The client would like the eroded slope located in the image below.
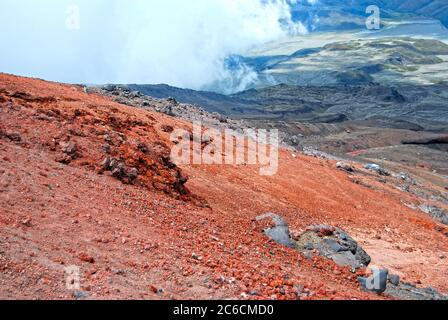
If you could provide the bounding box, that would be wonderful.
[0,74,447,300]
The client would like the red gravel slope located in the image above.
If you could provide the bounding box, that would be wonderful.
[0,73,447,300]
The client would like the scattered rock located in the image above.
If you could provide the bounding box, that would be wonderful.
[99,157,111,172]
[100,157,139,184]
[396,172,411,182]
[161,125,174,133]
[418,204,448,225]
[166,97,178,105]
[364,164,390,176]
[78,253,95,264]
[302,147,339,161]
[137,142,149,154]
[56,141,79,164]
[336,161,354,173]
[249,291,259,296]
[21,218,32,227]
[73,290,89,300]
[385,282,448,300]
[5,132,21,142]
[60,141,78,157]
[127,168,139,182]
[102,144,112,154]
[388,274,401,286]
[191,253,202,261]
[296,225,371,269]
[255,213,296,248]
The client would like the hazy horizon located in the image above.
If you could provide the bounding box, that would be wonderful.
[0,0,312,92]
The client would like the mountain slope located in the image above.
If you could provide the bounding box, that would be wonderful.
[295,0,448,28]
[1,73,447,299]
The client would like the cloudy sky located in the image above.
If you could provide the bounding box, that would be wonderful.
[0,0,309,91]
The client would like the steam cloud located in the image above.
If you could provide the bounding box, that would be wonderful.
[0,0,307,93]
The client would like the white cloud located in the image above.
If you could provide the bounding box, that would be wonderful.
[0,0,305,92]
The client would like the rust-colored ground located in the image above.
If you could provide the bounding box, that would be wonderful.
[0,73,447,300]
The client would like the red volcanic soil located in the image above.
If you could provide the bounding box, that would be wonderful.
[0,73,447,300]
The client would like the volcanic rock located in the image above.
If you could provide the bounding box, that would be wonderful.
[60,141,78,157]
[358,268,389,294]
[336,161,354,173]
[296,225,371,269]
[5,132,21,142]
[388,274,401,286]
[255,213,296,248]
[364,164,390,176]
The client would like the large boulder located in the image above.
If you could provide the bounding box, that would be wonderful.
[295,225,371,269]
[254,215,371,270]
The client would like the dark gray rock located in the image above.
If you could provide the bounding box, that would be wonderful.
[336,161,354,173]
[256,213,296,248]
[358,268,389,294]
[100,157,139,184]
[60,141,78,156]
[385,282,448,300]
[323,238,343,253]
[296,225,371,269]
[5,132,21,142]
[364,163,390,176]
[388,274,401,286]
[73,290,89,300]
[332,251,361,269]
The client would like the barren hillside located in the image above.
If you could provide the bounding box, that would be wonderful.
[0,74,447,300]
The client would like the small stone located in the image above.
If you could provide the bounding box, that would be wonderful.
[21,218,32,227]
[6,132,21,142]
[127,168,139,182]
[388,274,400,286]
[56,154,73,164]
[336,161,354,173]
[191,253,202,261]
[358,269,389,294]
[161,125,174,133]
[60,141,78,156]
[102,144,112,154]
[78,253,95,264]
[255,213,296,248]
[364,163,390,176]
[73,290,89,300]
